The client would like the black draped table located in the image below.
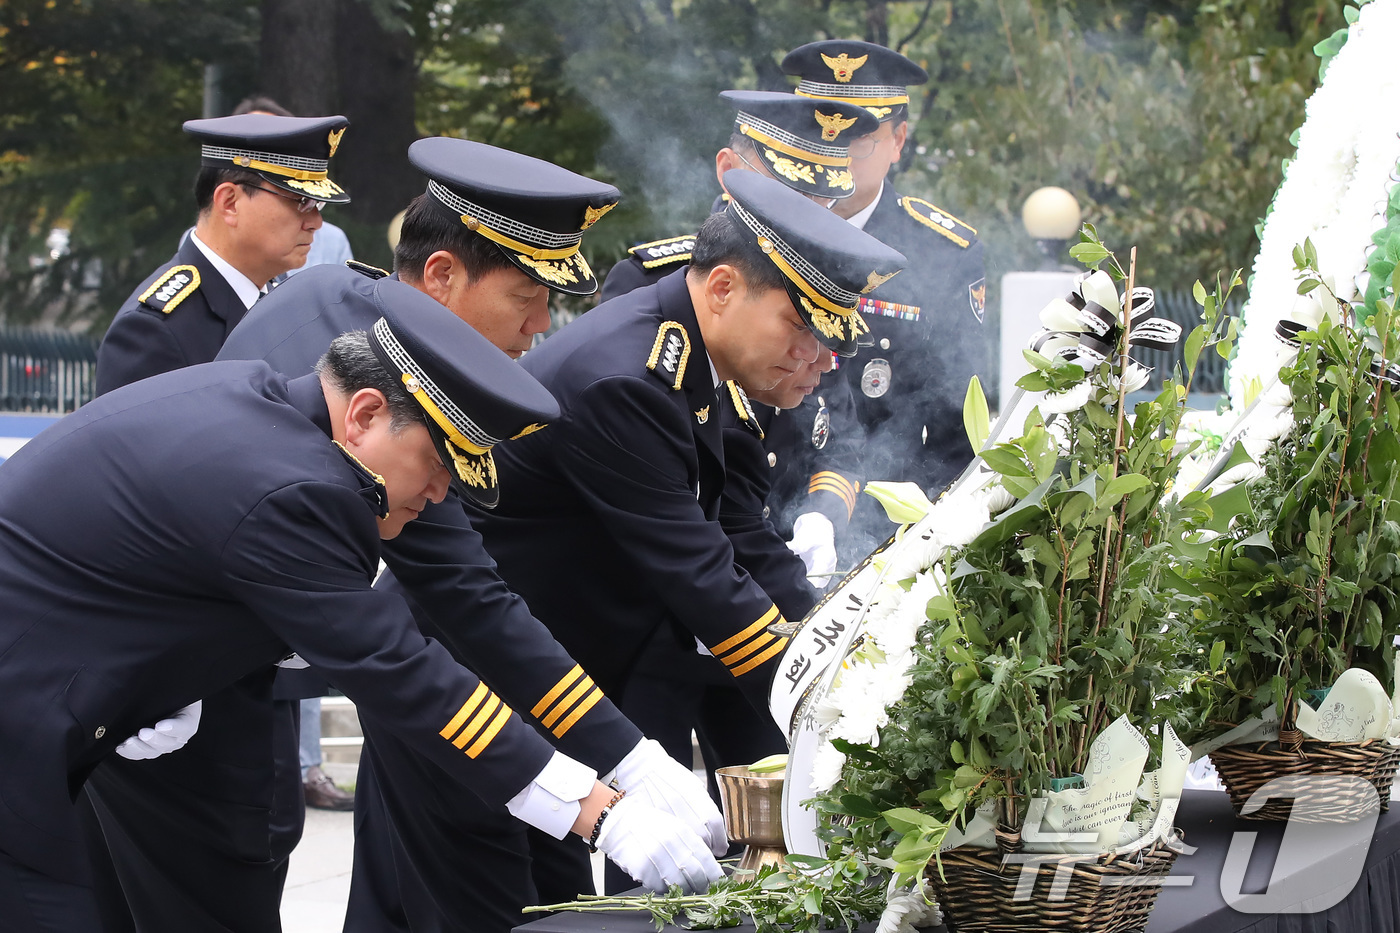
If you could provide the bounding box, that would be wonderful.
[514,790,1400,933]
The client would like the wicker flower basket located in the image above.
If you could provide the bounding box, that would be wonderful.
[1209,737,1400,822]
[924,839,1179,933]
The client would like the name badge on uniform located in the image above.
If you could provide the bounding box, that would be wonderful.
[811,397,830,449]
[860,358,891,398]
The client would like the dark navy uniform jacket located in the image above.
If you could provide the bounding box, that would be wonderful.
[838,182,988,493]
[218,263,642,770]
[716,384,817,625]
[95,235,250,395]
[466,270,790,708]
[0,363,553,884]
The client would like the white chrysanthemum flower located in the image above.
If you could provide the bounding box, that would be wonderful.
[982,483,1017,514]
[1040,381,1093,415]
[1231,0,1400,410]
[876,876,943,933]
[809,741,847,794]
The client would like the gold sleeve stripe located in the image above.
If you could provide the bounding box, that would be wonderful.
[531,665,585,719]
[809,478,858,516]
[809,471,855,497]
[464,705,514,759]
[710,604,782,655]
[541,676,596,729]
[721,631,777,667]
[731,637,790,677]
[452,694,502,749]
[440,683,490,739]
[552,687,605,738]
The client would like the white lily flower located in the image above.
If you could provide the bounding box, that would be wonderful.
[1040,381,1093,415]
[866,481,936,525]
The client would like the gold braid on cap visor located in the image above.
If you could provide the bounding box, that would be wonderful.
[427,180,584,262]
[726,197,862,319]
[371,317,503,457]
[735,114,852,167]
[794,81,910,108]
[201,145,331,181]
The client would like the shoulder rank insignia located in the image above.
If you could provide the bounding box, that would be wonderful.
[346,260,390,280]
[725,381,764,439]
[646,320,690,391]
[900,196,977,249]
[628,234,696,270]
[138,265,200,314]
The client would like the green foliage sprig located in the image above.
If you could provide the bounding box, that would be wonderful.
[1181,249,1400,741]
[522,860,886,933]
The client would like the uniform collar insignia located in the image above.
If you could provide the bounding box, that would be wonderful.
[694,406,710,424]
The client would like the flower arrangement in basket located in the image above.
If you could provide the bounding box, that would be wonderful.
[1181,246,1400,823]
[796,233,1237,933]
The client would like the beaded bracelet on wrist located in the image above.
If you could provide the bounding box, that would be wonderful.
[587,788,627,853]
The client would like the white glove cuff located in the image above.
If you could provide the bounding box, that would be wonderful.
[792,511,834,540]
[605,737,655,787]
[505,752,597,840]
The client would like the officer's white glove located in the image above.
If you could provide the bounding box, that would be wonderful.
[594,794,724,893]
[115,700,202,760]
[608,738,727,856]
[786,511,837,586]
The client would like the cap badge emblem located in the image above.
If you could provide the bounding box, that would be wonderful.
[695,406,710,424]
[861,269,898,294]
[814,110,857,142]
[581,202,616,230]
[327,127,345,157]
[821,52,868,83]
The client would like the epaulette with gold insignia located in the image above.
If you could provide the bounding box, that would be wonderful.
[627,234,696,271]
[725,381,764,439]
[138,265,201,314]
[332,441,389,518]
[899,196,978,249]
[346,260,390,280]
[646,321,690,391]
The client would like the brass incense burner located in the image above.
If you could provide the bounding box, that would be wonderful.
[715,764,788,875]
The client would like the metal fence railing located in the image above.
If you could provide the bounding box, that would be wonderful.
[0,326,100,413]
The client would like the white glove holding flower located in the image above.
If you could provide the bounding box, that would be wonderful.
[115,700,202,760]
[609,738,727,856]
[786,511,837,586]
[594,794,723,892]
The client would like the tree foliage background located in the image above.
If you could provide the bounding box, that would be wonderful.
[0,0,1347,333]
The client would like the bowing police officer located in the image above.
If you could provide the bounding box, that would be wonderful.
[84,111,352,933]
[599,90,872,584]
[469,172,905,843]
[782,40,990,518]
[0,287,721,933]
[96,113,349,393]
[218,138,727,931]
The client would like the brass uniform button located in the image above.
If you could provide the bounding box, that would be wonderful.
[767,452,778,467]
[94,726,106,739]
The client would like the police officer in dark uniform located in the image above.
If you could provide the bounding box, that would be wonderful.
[468,171,904,869]
[96,113,350,394]
[782,40,989,530]
[599,91,872,582]
[217,138,727,932]
[84,112,352,933]
[0,287,722,933]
